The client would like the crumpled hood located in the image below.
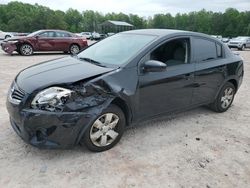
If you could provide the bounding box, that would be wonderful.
[4,36,27,42]
[16,56,116,93]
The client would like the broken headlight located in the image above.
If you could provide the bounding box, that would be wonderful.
[31,87,73,112]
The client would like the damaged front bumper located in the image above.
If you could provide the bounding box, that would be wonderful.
[1,42,17,54]
[6,101,99,148]
[6,90,113,149]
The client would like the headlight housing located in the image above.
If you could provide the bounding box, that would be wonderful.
[31,87,73,112]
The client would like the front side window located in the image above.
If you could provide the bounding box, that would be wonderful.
[55,32,71,37]
[39,31,55,38]
[193,38,217,62]
[150,38,190,66]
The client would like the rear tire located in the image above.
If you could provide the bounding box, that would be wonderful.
[81,104,125,152]
[238,45,245,51]
[209,82,236,113]
[69,44,80,54]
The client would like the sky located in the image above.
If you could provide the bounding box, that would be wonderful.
[2,0,250,17]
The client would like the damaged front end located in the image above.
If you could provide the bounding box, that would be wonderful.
[1,41,17,54]
[6,79,117,149]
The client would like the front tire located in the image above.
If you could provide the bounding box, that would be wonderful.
[238,45,245,51]
[20,44,33,56]
[81,104,125,152]
[210,82,236,112]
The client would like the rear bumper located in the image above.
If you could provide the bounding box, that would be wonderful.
[1,42,17,54]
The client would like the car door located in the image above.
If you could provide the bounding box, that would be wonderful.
[192,37,226,105]
[54,31,72,51]
[36,31,56,51]
[137,37,195,119]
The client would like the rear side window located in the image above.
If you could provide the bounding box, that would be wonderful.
[216,43,222,57]
[55,32,72,37]
[193,38,217,62]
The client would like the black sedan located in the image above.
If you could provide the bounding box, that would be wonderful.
[6,29,244,152]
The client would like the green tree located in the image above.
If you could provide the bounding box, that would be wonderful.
[0,1,250,37]
[65,8,82,32]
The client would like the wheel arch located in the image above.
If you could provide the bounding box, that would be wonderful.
[214,77,239,101]
[227,79,238,91]
[111,97,132,127]
[17,42,34,50]
[75,97,132,145]
[70,43,80,49]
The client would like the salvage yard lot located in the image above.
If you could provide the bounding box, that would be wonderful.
[0,49,249,188]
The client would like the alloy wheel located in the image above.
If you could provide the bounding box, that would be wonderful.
[221,87,234,109]
[70,45,80,54]
[90,113,120,147]
[21,44,33,55]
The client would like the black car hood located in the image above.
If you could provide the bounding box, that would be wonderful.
[16,56,116,93]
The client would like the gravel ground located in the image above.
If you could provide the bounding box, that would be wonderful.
[0,48,249,188]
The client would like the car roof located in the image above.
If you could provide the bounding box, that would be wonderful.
[38,29,72,33]
[122,29,211,39]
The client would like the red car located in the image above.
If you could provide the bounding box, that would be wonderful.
[1,30,88,55]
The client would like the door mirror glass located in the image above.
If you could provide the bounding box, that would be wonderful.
[143,60,166,72]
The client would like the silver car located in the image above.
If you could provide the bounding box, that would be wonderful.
[0,30,13,40]
[228,36,250,50]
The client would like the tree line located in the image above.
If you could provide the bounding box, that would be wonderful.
[0,1,250,37]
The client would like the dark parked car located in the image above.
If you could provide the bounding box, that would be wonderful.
[1,29,88,55]
[6,29,244,152]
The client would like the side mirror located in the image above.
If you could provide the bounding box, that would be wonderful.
[35,35,40,39]
[143,60,167,73]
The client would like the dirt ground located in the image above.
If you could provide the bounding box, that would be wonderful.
[0,48,249,188]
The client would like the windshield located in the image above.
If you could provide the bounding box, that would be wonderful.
[27,30,42,37]
[77,33,157,66]
[234,37,248,41]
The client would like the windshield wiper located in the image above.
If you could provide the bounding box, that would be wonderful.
[78,57,106,67]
